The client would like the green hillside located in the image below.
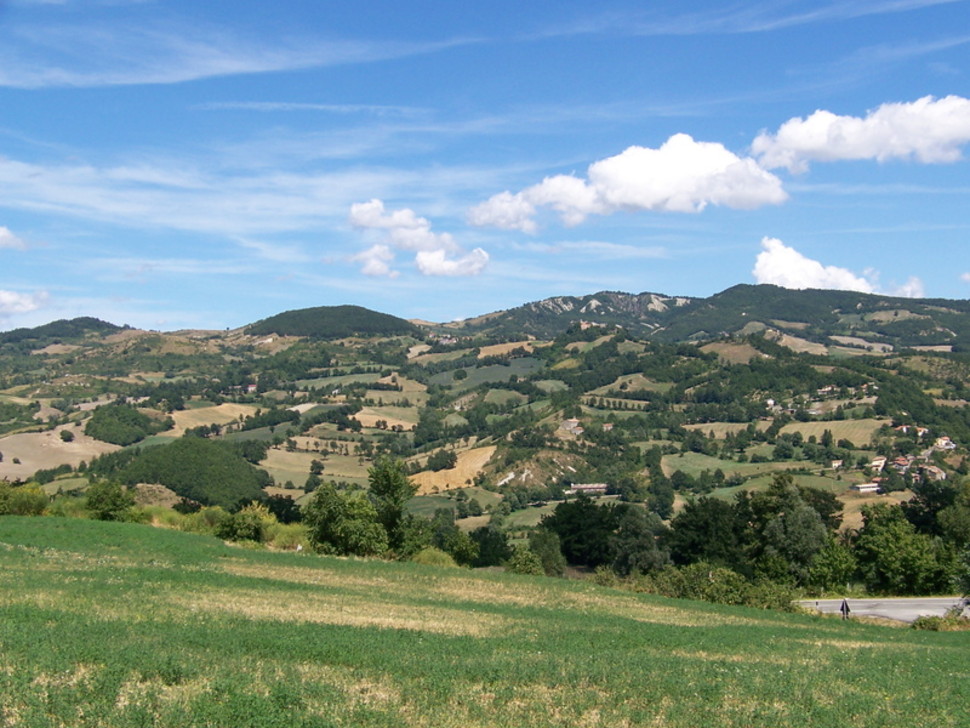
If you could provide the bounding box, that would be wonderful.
[247,304,420,339]
[1,517,968,728]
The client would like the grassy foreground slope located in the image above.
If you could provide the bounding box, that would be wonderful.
[1,519,968,728]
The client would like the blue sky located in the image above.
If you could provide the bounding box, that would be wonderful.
[1,0,969,331]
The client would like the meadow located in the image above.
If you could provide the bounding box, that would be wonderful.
[1,517,968,727]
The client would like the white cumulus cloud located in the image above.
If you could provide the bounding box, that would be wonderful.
[469,133,786,232]
[753,237,876,293]
[752,237,926,298]
[0,290,47,317]
[0,226,27,249]
[961,272,970,283]
[888,276,925,299]
[349,199,488,277]
[753,95,970,172]
[351,244,398,278]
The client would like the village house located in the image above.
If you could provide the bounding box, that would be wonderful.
[869,456,887,473]
[921,464,947,481]
[560,418,584,436]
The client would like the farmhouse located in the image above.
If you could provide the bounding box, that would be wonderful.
[852,482,881,493]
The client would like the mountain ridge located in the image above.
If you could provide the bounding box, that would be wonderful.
[5,284,970,352]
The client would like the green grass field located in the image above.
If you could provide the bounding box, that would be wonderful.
[662,451,796,479]
[1,517,968,727]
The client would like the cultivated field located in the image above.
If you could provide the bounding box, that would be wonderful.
[839,489,914,532]
[411,445,497,494]
[589,373,672,396]
[779,418,885,446]
[0,426,119,481]
[661,452,794,480]
[354,405,419,430]
[1,517,967,728]
[260,448,369,489]
[699,341,766,364]
[683,421,771,438]
[164,403,260,436]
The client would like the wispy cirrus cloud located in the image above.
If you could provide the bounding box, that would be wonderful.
[199,101,429,117]
[538,1,963,39]
[514,240,668,260]
[0,21,477,88]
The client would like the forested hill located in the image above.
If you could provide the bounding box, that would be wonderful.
[247,305,420,340]
[446,285,970,351]
[0,317,124,348]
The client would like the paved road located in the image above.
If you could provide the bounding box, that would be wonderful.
[800,597,968,623]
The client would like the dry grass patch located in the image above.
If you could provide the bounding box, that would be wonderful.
[477,341,534,358]
[700,341,766,364]
[173,587,510,637]
[830,335,894,353]
[773,333,829,355]
[412,446,497,494]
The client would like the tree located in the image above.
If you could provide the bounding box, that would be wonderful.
[541,495,623,567]
[854,504,955,595]
[470,526,511,567]
[60,429,74,443]
[427,449,458,471]
[85,481,135,521]
[303,483,388,557]
[528,529,567,577]
[367,458,418,551]
[807,538,857,593]
[665,497,743,570]
[611,507,670,576]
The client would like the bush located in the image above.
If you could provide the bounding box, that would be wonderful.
[912,606,970,631]
[0,482,48,516]
[410,547,459,568]
[85,481,135,521]
[217,503,276,543]
[46,496,89,519]
[506,545,545,576]
[266,522,309,551]
[181,506,230,535]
